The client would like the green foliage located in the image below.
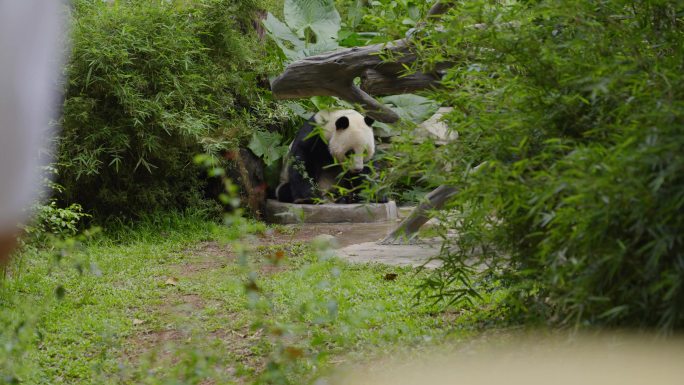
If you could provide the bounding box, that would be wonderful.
[263,0,341,62]
[59,0,286,219]
[249,131,290,167]
[285,0,341,42]
[373,0,684,331]
[342,0,436,40]
[21,166,90,243]
[374,94,439,137]
[381,94,439,124]
[24,201,89,240]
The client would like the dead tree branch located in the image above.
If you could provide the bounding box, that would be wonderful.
[428,0,452,17]
[270,40,416,123]
[380,185,459,245]
[360,68,443,96]
[270,1,454,123]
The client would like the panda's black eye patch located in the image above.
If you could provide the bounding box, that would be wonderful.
[364,116,375,126]
[345,150,354,158]
[335,116,350,130]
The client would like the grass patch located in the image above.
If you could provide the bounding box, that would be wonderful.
[1,215,506,384]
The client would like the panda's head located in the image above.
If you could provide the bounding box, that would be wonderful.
[315,109,375,173]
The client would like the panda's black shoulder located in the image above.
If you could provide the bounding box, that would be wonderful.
[291,114,325,150]
[294,115,317,140]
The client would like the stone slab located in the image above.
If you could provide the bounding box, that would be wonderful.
[335,239,443,268]
[415,107,459,145]
[265,199,398,224]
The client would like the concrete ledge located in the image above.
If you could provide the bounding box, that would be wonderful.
[265,199,398,224]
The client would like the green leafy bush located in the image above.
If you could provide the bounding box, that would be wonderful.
[25,201,88,240]
[58,0,287,219]
[334,0,435,44]
[375,1,684,331]
[21,166,90,243]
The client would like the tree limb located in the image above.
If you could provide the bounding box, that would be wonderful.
[381,163,487,244]
[270,1,455,123]
[428,0,451,17]
[271,40,421,123]
[379,185,458,245]
[360,68,443,95]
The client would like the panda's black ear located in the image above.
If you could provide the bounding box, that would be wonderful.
[364,116,375,126]
[335,116,350,130]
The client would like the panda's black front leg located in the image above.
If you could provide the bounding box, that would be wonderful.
[365,165,388,203]
[288,155,317,204]
[336,167,388,204]
[335,169,362,204]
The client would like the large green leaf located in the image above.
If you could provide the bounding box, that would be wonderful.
[373,94,440,137]
[248,131,290,166]
[284,0,341,43]
[262,12,306,61]
[302,39,339,57]
[381,94,440,124]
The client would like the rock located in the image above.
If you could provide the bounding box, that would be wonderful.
[335,240,444,268]
[313,234,339,249]
[415,107,458,145]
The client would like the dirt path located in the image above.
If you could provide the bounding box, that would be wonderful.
[122,230,294,383]
[122,222,444,382]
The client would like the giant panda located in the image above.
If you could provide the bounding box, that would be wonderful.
[275,109,378,204]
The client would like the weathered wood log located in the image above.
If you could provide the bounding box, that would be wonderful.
[271,40,420,123]
[428,0,451,17]
[360,68,442,96]
[270,1,454,123]
[381,163,486,244]
[379,185,458,245]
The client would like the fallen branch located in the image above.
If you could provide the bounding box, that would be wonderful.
[379,185,458,245]
[381,162,487,245]
[270,1,454,123]
[360,68,443,96]
[270,40,417,123]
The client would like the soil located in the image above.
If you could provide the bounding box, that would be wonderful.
[123,221,434,382]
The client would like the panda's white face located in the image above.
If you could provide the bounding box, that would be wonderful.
[315,109,375,173]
